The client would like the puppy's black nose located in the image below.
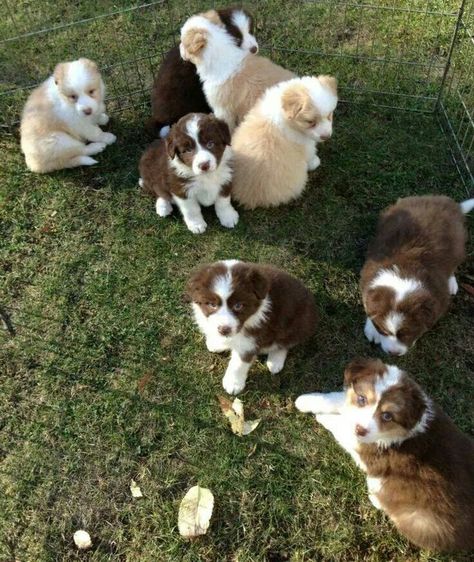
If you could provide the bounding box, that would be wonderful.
[250,46,258,54]
[199,161,210,172]
[83,108,92,116]
[355,425,368,437]
[218,325,231,336]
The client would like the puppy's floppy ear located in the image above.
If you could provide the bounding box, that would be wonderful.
[317,74,338,96]
[181,28,208,61]
[403,290,439,329]
[200,9,222,27]
[281,84,307,120]
[212,116,231,145]
[185,264,213,302]
[246,267,269,300]
[363,286,393,318]
[343,358,386,387]
[53,62,66,86]
[165,132,177,159]
[78,58,99,73]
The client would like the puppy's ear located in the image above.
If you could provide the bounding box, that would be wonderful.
[180,28,208,61]
[403,291,439,329]
[213,117,231,145]
[53,62,66,86]
[363,287,393,318]
[165,133,177,159]
[185,264,212,302]
[343,358,385,387]
[78,58,99,73]
[200,9,222,27]
[318,75,338,96]
[246,268,269,300]
[281,85,307,120]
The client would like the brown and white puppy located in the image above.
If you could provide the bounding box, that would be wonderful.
[180,14,294,131]
[231,76,338,209]
[20,58,116,173]
[361,195,474,355]
[296,358,474,552]
[139,113,238,234]
[186,260,317,394]
[148,7,258,138]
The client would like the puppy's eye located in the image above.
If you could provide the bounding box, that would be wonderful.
[183,146,194,153]
[69,94,78,102]
[232,303,243,312]
[381,412,393,422]
[206,141,214,149]
[88,89,95,96]
[307,120,316,128]
[357,395,367,407]
[206,302,218,310]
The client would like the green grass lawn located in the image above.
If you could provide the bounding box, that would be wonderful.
[1,1,473,561]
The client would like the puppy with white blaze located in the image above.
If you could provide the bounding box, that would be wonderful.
[231,76,338,209]
[186,261,317,394]
[296,358,474,552]
[21,58,116,173]
[361,195,474,355]
[179,14,294,131]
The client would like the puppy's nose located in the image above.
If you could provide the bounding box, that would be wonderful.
[319,134,331,141]
[83,108,92,116]
[199,161,210,172]
[355,424,368,437]
[250,45,258,54]
[218,325,232,336]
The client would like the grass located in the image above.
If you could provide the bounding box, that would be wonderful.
[1,1,473,561]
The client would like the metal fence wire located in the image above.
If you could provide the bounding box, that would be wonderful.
[0,0,473,189]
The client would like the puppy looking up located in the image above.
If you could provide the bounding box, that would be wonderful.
[149,7,258,138]
[296,358,474,552]
[186,260,317,394]
[20,58,116,173]
[180,14,294,131]
[231,76,338,209]
[139,113,238,234]
[361,195,474,355]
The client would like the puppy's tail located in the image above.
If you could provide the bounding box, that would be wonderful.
[145,118,168,139]
[460,198,474,214]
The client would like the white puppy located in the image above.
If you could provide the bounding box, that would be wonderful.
[20,58,116,173]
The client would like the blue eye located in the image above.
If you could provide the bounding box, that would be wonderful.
[233,303,243,312]
[381,412,393,422]
[357,395,367,407]
[206,141,214,149]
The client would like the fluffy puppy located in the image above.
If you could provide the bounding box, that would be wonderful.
[361,195,474,355]
[180,14,294,131]
[149,7,258,137]
[296,358,474,552]
[139,113,238,234]
[20,58,116,173]
[186,260,317,394]
[231,76,338,209]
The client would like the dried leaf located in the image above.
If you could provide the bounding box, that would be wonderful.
[218,396,261,437]
[73,530,92,549]
[461,283,474,297]
[178,485,214,538]
[130,479,143,498]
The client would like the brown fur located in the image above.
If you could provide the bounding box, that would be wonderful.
[360,196,468,347]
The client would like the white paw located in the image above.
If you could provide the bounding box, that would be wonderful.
[295,393,326,414]
[138,178,144,188]
[222,373,246,395]
[159,125,171,138]
[206,340,228,353]
[307,155,321,171]
[364,317,381,344]
[266,349,287,374]
[156,198,173,217]
[100,132,116,145]
[368,494,382,510]
[77,156,98,166]
[448,275,458,295]
[186,219,207,234]
[217,206,239,229]
[98,113,109,126]
[85,141,106,155]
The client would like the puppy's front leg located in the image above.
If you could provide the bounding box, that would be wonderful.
[295,391,346,414]
[83,124,116,145]
[215,194,239,228]
[316,414,359,458]
[173,195,207,234]
[97,102,109,126]
[222,350,255,395]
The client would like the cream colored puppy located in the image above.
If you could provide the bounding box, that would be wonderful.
[231,76,338,209]
[20,58,116,173]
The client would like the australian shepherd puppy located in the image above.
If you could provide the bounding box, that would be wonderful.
[361,195,474,355]
[186,260,317,394]
[148,7,258,138]
[179,14,294,131]
[231,76,338,209]
[296,358,474,552]
[139,113,238,234]
[20,58,115,173]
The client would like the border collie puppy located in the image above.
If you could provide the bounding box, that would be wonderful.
[361,195,474,355]
[186,260,317,394]
[148,8,258,138]
[139,113,238,234]
[231,76,338,209]
[180,14,294,131]
[20,58,115,173]
[295,358,474,552]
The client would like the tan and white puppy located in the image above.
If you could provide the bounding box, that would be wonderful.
[21,58,116,173]
[296,358,474,552]
[231,76,338,209]
[180,15,294,131]
[361,195,474,355]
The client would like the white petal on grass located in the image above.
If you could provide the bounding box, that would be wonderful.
[178,485,214,538]
[73,530,92,549]
[130,479,143,498]
[218,396,261,436]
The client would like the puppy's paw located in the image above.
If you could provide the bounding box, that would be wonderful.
[100,132,116,145]
[222,373,246,395]
[206,339,227,353]
[98,113,109,126]
[186,219,207,234]
[85,141,106,156]
[156,197,173,217]
[217,206,239,229]
[307,155,321,171]
[295,393,326,414]
[364,317,381,344]
[266,348,287,374]
[448,275,458,295]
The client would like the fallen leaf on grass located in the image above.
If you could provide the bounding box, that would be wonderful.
[130,479,143,498]
[461,283,474,297]
[218,396,261,436]
[178,485,214,538]
[73,530,92,549]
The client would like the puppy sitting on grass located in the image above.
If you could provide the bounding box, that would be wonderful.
[20,58,116,173]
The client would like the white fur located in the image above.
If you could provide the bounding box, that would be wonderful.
[448,275,458,295]
[156,197,172,217]
[231,10,258,53]
[266,348,288,374]
[370,268,422,301]
[460,198,474,214]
